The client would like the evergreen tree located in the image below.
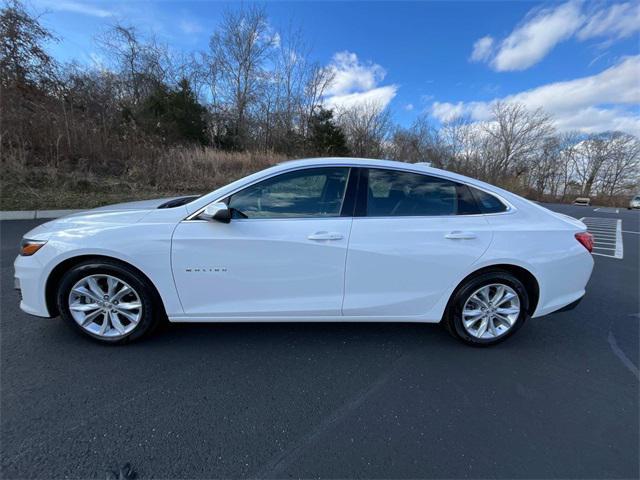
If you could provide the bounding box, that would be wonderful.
[139,78,208,145]
[308,107,350,157]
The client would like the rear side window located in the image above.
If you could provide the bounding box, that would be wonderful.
[469,187,508,213]
[363,169,480,217]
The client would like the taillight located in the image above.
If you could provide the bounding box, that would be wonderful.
[575,232,593,253]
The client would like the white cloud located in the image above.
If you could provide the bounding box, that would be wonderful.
[431,56,640,136]
[578,1,640,40]
[404,103,415,111]
[38,0,113,18]
[471,1,640,71]
[179,19,203,35]
[492,1,584,71]
[504,56,640,110]
[324,51,398,110]
[431,101,467,122]
[470,36,494,63]
[325,51,385,96]
[325,86,398,111]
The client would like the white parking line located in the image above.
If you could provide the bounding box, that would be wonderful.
[580,217,624,259]
[591,207,620,214]
[615,219,623,259]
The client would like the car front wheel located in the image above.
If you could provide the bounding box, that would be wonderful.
[445,271,529,346]
[57,259,161,344]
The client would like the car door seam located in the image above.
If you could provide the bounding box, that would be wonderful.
[340,217,355,316]
[169,219,188,314]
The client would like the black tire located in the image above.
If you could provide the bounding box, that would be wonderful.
[444,270,529,347]
[57,259,162,344]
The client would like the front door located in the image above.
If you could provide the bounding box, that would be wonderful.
[171,167,354,318]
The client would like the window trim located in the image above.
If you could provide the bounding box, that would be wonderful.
[185,163,514,222]
[467,184,510,215]
[354,166,513,219]
[189,166,354,221]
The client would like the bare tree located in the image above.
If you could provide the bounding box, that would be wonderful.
[337,102,392,158]
[0,0,58,89]
[208,5,276,149]
[597,133,640,199]
[3,0,640,211]
[574,133,615,196]
[438,115,488,175]
[483,102,555,182]
[389,115,442,165]
[96,24,170,107]
[300,63,334,146]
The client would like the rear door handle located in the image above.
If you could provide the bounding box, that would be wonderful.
[308,231,344,241]
[445,231,477,240]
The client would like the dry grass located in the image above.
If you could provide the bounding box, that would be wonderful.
[0,146,631,209]
[0,147,288,210]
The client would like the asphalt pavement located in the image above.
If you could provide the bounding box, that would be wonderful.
[1,204,638,479]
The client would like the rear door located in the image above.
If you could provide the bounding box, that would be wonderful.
[343,168,493,317]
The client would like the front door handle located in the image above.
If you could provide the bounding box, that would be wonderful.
[308,231,344,241]
[445,231,477,240]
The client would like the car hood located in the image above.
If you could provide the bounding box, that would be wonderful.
[85,196,191,212]
[23,197,189,239]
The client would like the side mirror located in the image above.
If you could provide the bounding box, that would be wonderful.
[200,202,231,223]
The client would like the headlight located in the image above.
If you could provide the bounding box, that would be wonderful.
[19,239,47,256]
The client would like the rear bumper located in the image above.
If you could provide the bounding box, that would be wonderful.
[548,294,584,315]
[532,248,594,318]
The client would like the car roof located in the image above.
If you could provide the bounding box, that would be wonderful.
[276,157,450,179]
[278,157,429,170]
[274,157,493,189]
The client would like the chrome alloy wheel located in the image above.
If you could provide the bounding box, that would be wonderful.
[462,283,521,339]
[68,274,142,339]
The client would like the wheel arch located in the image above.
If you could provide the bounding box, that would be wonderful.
[446,263,540,317]
[45,254,166,317]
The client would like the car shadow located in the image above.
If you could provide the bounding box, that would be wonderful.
[150,319,453,349]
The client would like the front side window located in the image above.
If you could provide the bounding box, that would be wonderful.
[228,167,350,219]
[364,169,479,217]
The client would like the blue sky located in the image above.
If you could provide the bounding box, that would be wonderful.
[31,0,640,135]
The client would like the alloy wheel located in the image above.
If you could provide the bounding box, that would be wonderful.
[462,283,521,339]
[68,274,142,339]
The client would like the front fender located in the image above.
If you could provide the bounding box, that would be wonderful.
[26,223,183,318]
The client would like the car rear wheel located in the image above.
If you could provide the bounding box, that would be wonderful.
[57,259,161,344]
[445,271,529,346]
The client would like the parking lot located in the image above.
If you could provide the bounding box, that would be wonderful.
[1,203,638,479]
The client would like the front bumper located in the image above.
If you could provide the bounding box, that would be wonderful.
[14,254,52,318]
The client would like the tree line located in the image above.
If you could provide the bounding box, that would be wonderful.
[1,0,638,209]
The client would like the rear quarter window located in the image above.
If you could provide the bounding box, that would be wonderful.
[469,188,508,214]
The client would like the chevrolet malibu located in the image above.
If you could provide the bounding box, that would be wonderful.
[14,158,594,346]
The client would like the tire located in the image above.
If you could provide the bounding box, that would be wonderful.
[57,259,162,344]
[444,270,529,347]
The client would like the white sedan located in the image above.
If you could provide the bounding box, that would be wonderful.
[14,158,594,346]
